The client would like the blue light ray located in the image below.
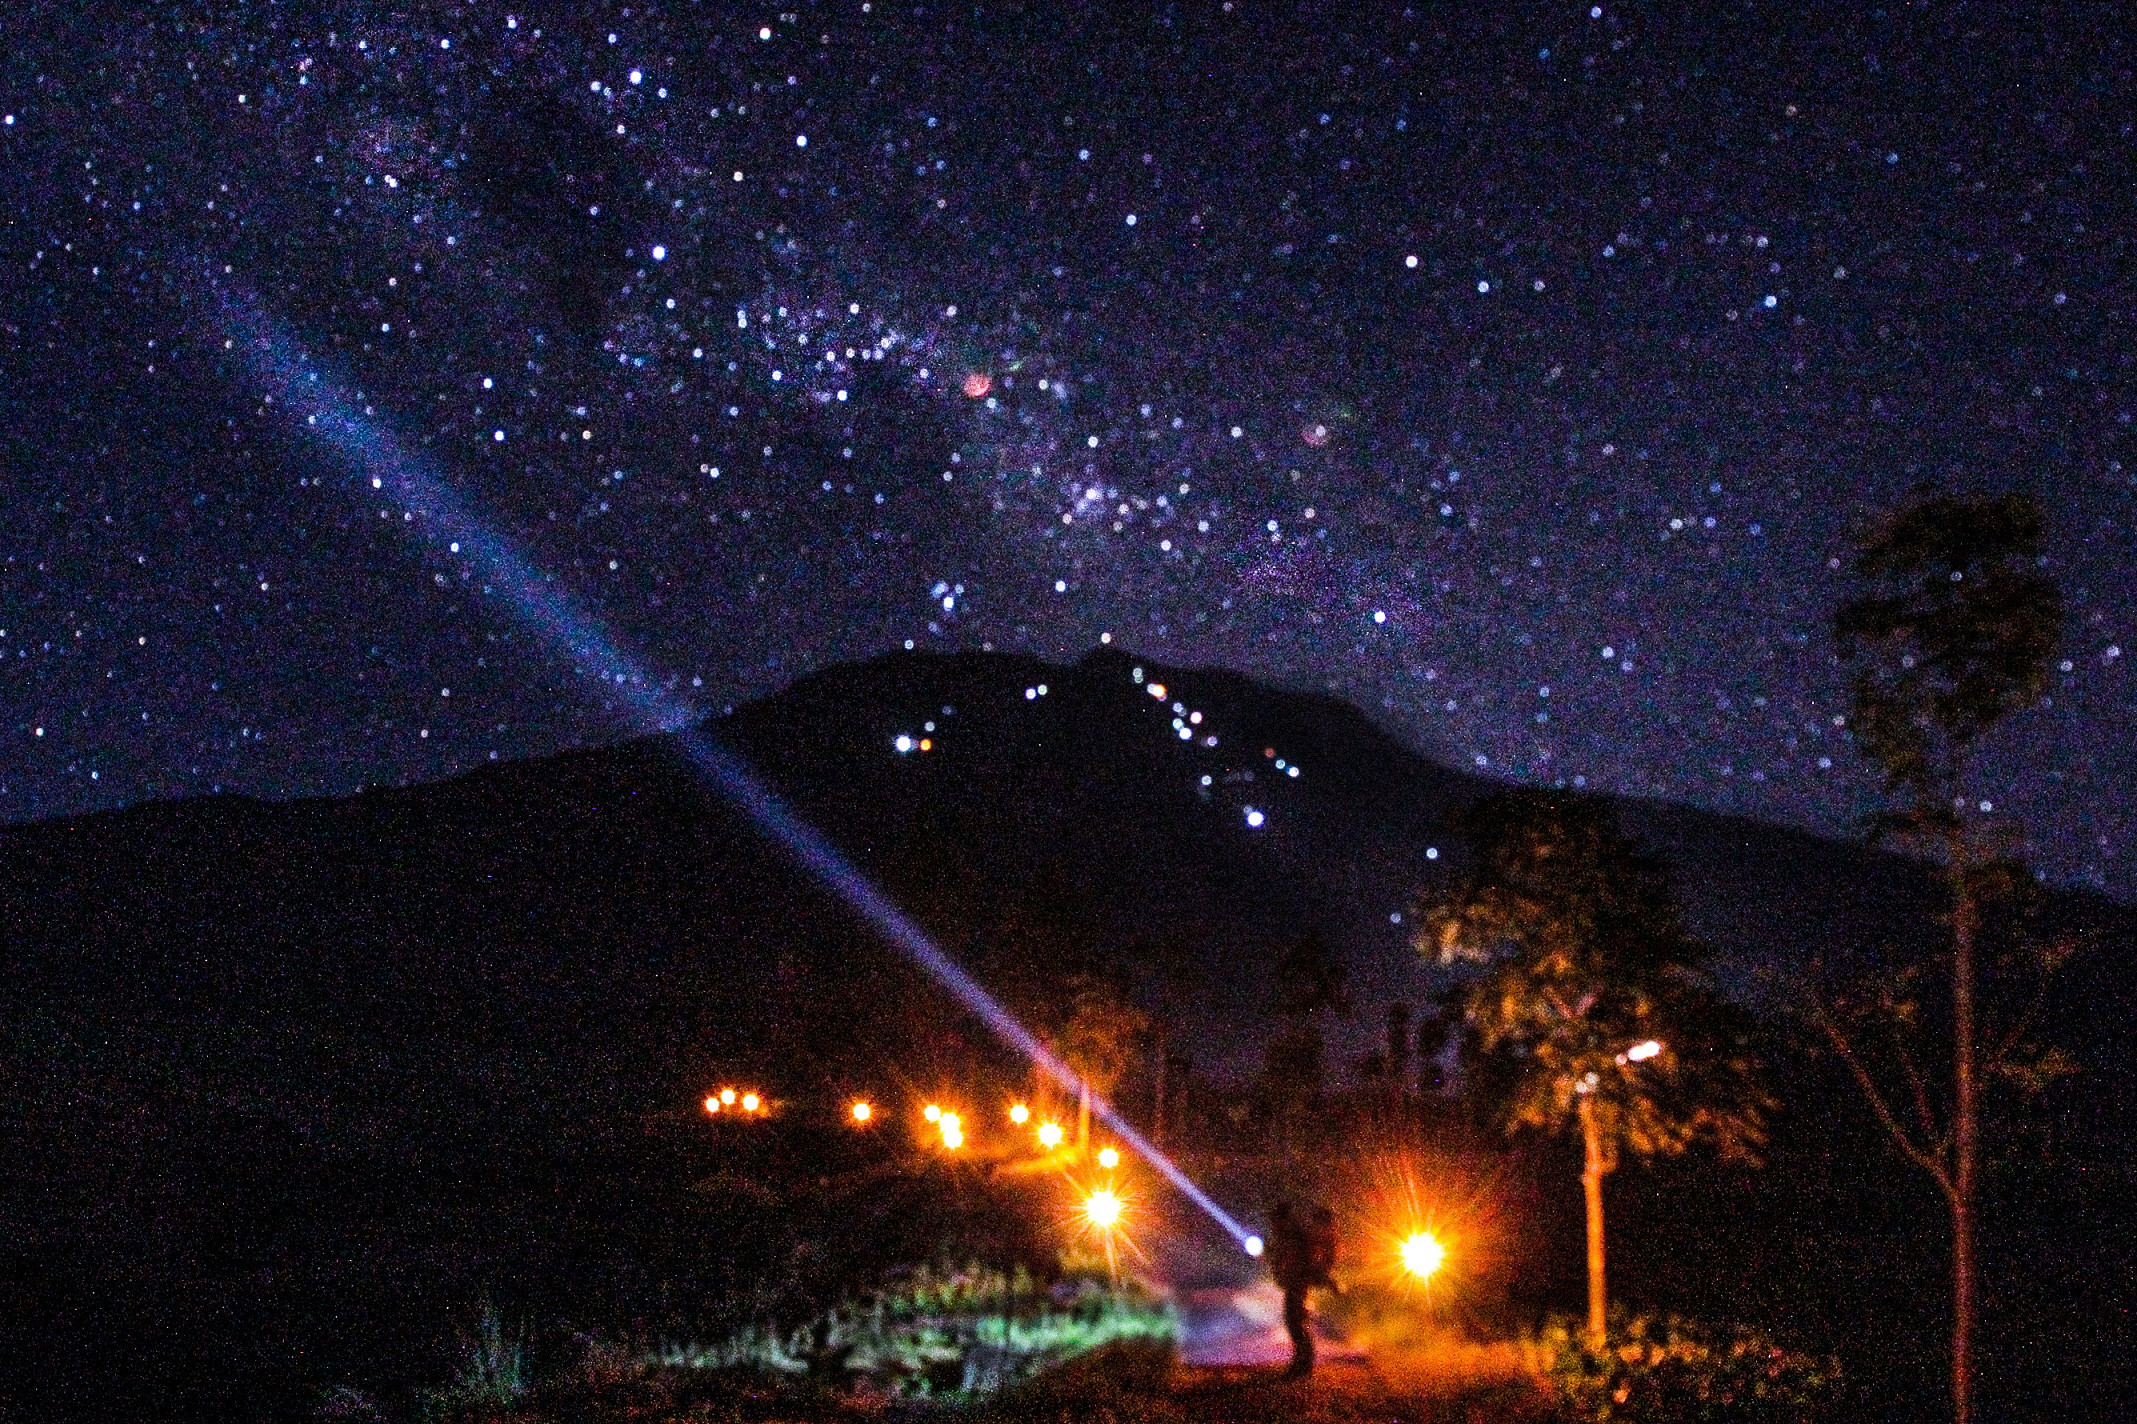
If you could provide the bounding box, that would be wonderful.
[207,276,1254,1250]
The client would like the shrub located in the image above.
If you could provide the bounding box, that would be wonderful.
[424,1306,530,1417]
[654,1263,1177,1398]
[1535,1313,1838,1423]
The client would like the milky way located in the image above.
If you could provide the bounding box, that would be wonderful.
[2,1,2130,892]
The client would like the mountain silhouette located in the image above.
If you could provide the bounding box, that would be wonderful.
[2,646,2129,1420]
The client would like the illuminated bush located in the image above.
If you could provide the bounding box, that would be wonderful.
[1536,1313,1838,1423]
[653,1263,1176,1397]
[422,1306,529,1414]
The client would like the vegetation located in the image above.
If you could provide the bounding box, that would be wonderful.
[1261,932,1351,1154]
[1417,792,1772,1345]
[423,1307,530,1413]
[1824,492,2067,1424]
[395,1271,1173,1422]
[1535,1313,1839,1424]
[404,1309,1847,1424]
[1055,977,1151,1147]
[653,1264,1175,1394]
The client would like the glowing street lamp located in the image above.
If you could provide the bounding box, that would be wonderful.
[741,1092,762,1113]
[1085,1189,1124,1230]
[1096,1145,1120,1170]
[720,1088,737,1106]
[851,1100,874,1123]
[1037,1121,1065,1150]
[940,1113,964,1150]
[704,1095,722,1115]
[1009,1102,1030,1124]
[923,1103,943,1123]
[1400,1232,1447,1280]
[1623,1039,1663,1063]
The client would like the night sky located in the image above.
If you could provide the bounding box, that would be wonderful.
[2,2,2130,894]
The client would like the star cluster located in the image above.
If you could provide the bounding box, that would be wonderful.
[2,1,2130,891]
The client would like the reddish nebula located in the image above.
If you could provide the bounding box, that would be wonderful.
[961,371,993,399]
[1301,423,1330,448]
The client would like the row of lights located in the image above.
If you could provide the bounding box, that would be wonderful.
[835,1097,1122,1167]
[704,1087,1443,1282]
[703,1087,763,1115]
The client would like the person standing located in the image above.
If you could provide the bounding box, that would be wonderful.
[1267,1201,1336,1377]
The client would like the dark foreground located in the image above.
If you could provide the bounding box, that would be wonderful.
[414,1342,1549,1424]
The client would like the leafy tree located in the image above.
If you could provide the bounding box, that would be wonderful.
[1262,932,1348,1153]
[1258,1022,1327,1156]
[1417,792,1770,1347]
[1384,1003,1414,1098]
[1055,976,1149,1148]
[1122,932,1203,1147]
[1272,930,1350,1019]
[1823,492,2065,1424]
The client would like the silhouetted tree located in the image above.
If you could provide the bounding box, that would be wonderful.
[1259,1024,1326,1156]
[1272,931,1349,1019]
[1824,491,2066,1424]
[1418,792,1770,1346]
[1123,932,1202,1146]
[1386,1003,1414,1099]
[1262,932,1348,1154]
[1055,976,1149,1148]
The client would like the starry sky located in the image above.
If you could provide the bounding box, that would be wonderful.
[2,1,2131,894]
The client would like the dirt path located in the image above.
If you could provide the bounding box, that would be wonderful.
[1170,1349,1549,1424]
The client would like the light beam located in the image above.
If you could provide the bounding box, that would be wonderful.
[206,276,1257,1251]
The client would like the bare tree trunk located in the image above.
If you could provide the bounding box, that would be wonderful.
[1949,840,1979,1424]
[1579,1094,1608,1349]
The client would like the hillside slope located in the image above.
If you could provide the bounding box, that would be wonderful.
[1,647,2129,1420]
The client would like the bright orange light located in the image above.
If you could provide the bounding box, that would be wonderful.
[1009,1103,1030,1124]
[1085,1189,1124,1230]
[741,1092,761,1113]
[704,1096,721,1114]
[1037,1122,1065,1149]
[719,1088,737,1105]
[851,1101,873,1123]
[1097,1146,1120,1170]
[941,1122,964,1149]
[1400,1232,1446,1280]
[923,1103,943,1122]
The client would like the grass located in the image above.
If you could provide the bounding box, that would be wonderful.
[417,1336,1551,1424]
[651,1265,1178,1395]
[374,1271,1828,1424]
[413,1269,1181,1422]
[422,1307,530,1413]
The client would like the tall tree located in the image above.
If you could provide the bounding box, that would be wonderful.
[1262,932,1348,1154]
[1272,930,1349,1020]
[1825,492,2063,1424]
[1418,792,1770,1347]
[1055,976,1149,1149]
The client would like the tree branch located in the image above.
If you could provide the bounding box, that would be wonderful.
[1809,987,1956,1200]
[1892,1033,1941,1147]
[1986,964,2058,1076]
